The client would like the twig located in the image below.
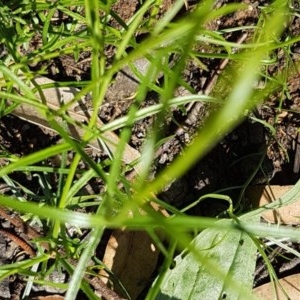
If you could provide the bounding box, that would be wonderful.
[0,185,126,299]
[0,206,43,242]
[89,276,127,300]
[184,32,248,127]
[155,33,248,158]
[293,131,300,173]
[0,228,35,256]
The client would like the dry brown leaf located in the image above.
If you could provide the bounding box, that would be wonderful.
[101,229,160,300]
[253,273,300,299]
[246,185,300,224]
[100,200,168,299]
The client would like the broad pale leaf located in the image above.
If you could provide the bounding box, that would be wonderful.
[157,215,259,300]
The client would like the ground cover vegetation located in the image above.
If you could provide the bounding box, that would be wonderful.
[0,0,300,299]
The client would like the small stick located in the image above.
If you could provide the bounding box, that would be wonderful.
[155,33,248,158]
[293,132,300,173]
[0,206,42,241]
[88,276,127,300]
[0,228,35,257]
[0,186,126,298]
[184,32,248,127]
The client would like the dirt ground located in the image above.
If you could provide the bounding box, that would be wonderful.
[0,0,300,299]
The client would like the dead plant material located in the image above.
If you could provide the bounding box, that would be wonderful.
[247,185,300,224]
[101,229,160,300]
[253,273,300,299]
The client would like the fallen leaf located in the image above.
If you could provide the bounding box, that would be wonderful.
[246,185,300,224]
[253,273,300,299]
[100,200,168,299]
[101,229,160,300]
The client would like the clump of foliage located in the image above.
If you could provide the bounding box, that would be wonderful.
[0,0,299,299]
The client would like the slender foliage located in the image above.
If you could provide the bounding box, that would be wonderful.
[0,0,299,299]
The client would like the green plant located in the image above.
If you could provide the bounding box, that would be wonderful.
[0,0,299,299]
